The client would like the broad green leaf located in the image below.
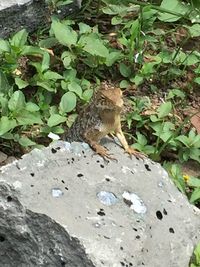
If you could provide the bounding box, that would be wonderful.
[194,242,200,264]
[0,94,8,115]
[39,37,58,48]
[175,135,189,147]
[26,102,40,112]
[0,71,11,93]
[120,80,129,88]
[47,114,66,127]
[167,89,185,100]
[83,39,109,58]
[131,75,144,85]
[119,62,131,78]
[18,137,36,147]
[157,102,172,118]
[21,46,45,56]
[105,51,122,66]
[189,148,200,163]
[0,39,10,53]
[102,4,129,15]
[68,81,82,97]
[59,91,76,113]
[15,78,29,89]
[158,0,189,22]
[190,188,200,204]
[136,132,147,146]
[194,77,200,85]
[51,21,77,47]
[79,23,91,34]
[0,117,17,135]
[111,16,123,25]
[184,54,199,66]
[187,176,200,188]
[41,52,50,72]
[36,81,55,92]
[10,29,28,47]
[81,89,93,101]
[16,110,43,125]
[188,24,200,37]
[8,91,26,111]
[43,71,63,80]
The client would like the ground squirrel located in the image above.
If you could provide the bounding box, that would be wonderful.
[65,81,145,160]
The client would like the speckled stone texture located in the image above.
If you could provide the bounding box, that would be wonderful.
[0,0,82,38]
[0,140,200,267]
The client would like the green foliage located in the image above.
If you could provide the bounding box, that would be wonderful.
[190,242,200,267]
[164,163,200,205]
[0,0,199,179]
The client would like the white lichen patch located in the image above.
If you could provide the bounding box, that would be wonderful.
[122,191,147,214]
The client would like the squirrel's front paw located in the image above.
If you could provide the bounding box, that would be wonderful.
[125,147,147,160]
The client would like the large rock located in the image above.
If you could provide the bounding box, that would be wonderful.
[0,0,82,38]
[0,140,199,266]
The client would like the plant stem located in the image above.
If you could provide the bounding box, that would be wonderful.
[129,0,187,17]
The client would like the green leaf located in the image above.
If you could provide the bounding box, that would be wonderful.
[111,16,123,25]
[119,62,131,78]
[78,23,91,34]
[81,89,93,101]
[16,110,43,125]
[167,89,185,100]
[18,136,36,147]
[120,80,129,88]
[187,176,200,188]
[0,116,17,135]
[68,81,82,97]
[194,242,200,264]
[102,4,128,15]
[194,77,200,85]
[15,78,29,89]
[51,21,77,47]
[83,39,109,58]
[175,135,189,147]
[136,132,147,146]
[0,71,12,93]
[131,75,144,86]
[190,188,200,204]
[8,91,26,111]
[25,102,40,112]
[189,148,200,163]
[10,29,28,47]
[47,114,66,127]
[105,51,122,67]
[36,81,55,92]
[0,39,10,53]
[188,24,200,37]
[43,71,63,80]
[157,102,172,118]
[39,37,58,48]
[59,92,77,113]
[41,52,50,72]
[158,0,189,22]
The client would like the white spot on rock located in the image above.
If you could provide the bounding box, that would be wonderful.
[13,181,22,189]
[48,132,60,141]
[97,191,118,206]
[122,191,147,214]
[51,188,63,198]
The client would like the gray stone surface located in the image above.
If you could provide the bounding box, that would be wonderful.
[0,140,200,267]
[0,182,94,266]
[0,0,82,38]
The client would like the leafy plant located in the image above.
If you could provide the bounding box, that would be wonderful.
[190,242,200,267]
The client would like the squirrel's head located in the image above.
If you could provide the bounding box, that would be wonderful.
[96,81,123,110]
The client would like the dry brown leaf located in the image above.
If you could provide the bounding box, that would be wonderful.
[191,111,200,134]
